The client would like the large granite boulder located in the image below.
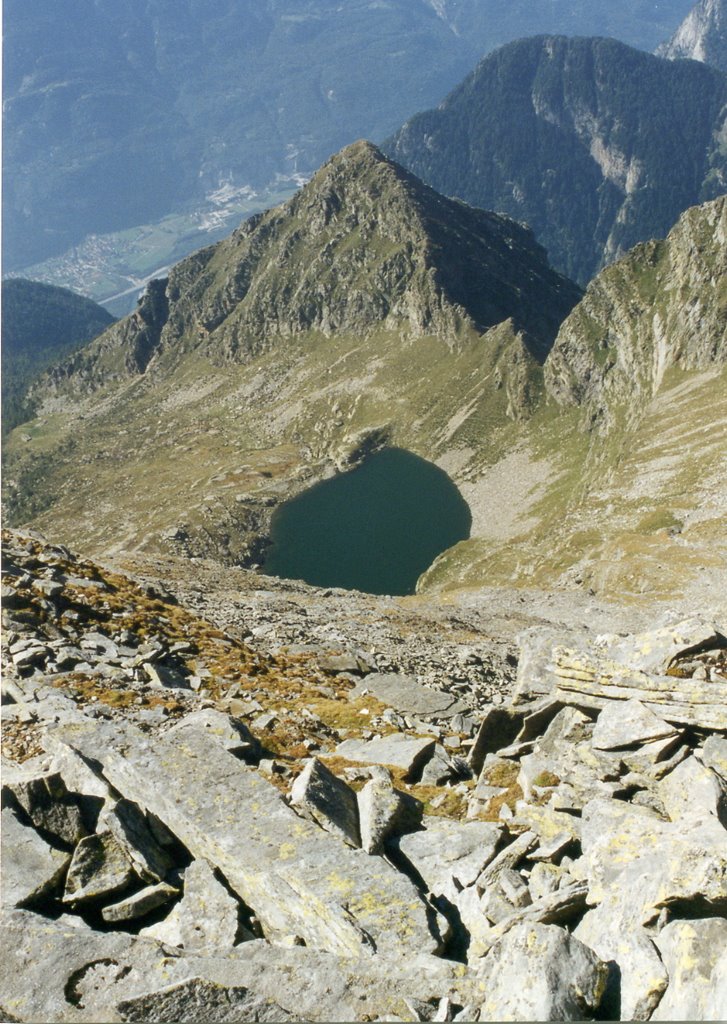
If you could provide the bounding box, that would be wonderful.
[61,720,448,958]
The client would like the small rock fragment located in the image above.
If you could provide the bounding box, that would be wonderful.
[332,733,436,780]
[102,799,174,883]
[652,917,727,1021]
[289,758,361,847]
[394,819,502,900]
[101,881,179,923]
[63,831,135,905]
[2,767,87,847]
[357,774,422,855]
[475,922,608,1021]
[574,900,668,1020]
[699,735,727,782]
[658,755,727,825]
[116,978,298,1023]
[591,699,677,750]
[1,806,71,909]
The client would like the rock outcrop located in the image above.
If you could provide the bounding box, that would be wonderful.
[545,195,727,430]
[657,0,727,71]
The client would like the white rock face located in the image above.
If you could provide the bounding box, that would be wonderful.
[657,0,727,71]
[652,917,727,1021]
[474,922,608,1021]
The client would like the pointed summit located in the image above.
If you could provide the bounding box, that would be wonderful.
[9,143,582,568]
[56,141,580,390]
[106,138,579,371]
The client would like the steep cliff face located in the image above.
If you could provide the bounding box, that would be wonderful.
[657,0,727,71]
[545,196,727,428]
[384,36,727,284]
[423,197,727,603]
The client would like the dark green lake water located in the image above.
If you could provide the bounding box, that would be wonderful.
[262,447,471,595]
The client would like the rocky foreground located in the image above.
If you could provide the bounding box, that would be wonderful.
[1,528,726,1022]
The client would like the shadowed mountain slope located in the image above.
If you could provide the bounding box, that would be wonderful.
[384,36,727,284]
[1,279,115,436]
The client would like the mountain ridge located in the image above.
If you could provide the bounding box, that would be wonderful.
[383,35,727,283]
[36,141,580,398]
[3,143,579,569]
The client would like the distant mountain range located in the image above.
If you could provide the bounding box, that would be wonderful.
[4,144,725,606]
[384,35,727,284]
[658,0,727,70]
[3,0,696,271]
[1,279,115,436]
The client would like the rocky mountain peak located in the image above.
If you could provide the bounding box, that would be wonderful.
[657,0,727,71]
[384,34,727,284]
[163,137,579,364]
[39,141,581,394]
[544,195,727,429]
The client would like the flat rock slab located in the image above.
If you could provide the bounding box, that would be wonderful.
[349,673,467,719]
[591,698,676,750]
[331,733,436,778]
[63,721,446,959]
[0,910,476,1024]
[101,882,179,923]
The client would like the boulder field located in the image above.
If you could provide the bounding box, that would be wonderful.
[1,528,726,1022]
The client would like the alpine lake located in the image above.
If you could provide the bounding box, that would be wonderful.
[262,447,472,596]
